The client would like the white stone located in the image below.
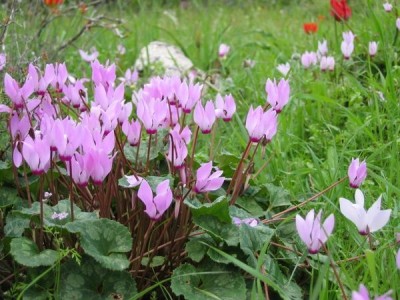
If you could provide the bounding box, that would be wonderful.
[134,41,194,77]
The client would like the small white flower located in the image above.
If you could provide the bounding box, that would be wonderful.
[339,189,391,235]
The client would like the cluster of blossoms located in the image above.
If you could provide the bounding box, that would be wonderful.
[0,57,257,221]
[299,40,335,71]
[296,158,397,298]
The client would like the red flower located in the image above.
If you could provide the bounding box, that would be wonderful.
[330,0,352,21]
[43,0,63,6]
[303,23,318,34]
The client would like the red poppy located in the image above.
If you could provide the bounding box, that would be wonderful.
[303,23,318,34]
[330,0,352,21]
[43,0,63,6]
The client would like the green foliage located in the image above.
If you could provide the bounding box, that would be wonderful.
[4,211,31,237]
[185,196,231,223]
[10,237,58,267]
[65,219,132,271]
[59,256,137,300]
[171,263,246,300]
[0,187,23,208]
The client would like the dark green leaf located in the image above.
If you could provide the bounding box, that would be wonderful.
[60,256,137,300]
[185,235,214,263]
[65,219,132,271]
[185,196,230,223]
[171,263,246,300]
[10,237,58,267]
[4,211,31,237]
[193,215,239,246]
[0,187,23,208]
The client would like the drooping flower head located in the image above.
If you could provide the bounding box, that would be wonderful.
[265,78,290,113]
[218,43,230,58]
[137,179,173,221]
[194,161,225,193]
[339,189,391,235]
[369,42,378,57]
[276,63,290,77]
[301,51,318,69]
[295,209,334,254]
[320,56,335,72]
[348,158,367,188]
[193,101,216,134]
[383,2,393,12]
[215,94,236,121]
[317,40,328,57]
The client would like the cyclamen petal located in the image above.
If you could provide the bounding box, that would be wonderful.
[138,180,157,218]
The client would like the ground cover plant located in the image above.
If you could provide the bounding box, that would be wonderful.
[0,0,399,299]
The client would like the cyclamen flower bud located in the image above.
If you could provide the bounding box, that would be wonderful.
[348,158,367,188]
[368,41,378,57]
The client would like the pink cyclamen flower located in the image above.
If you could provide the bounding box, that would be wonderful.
[295,209,334,254]
[167,124,190,169]
[137,179,173,221]
[79,49,99,62]
[397,18,400,31]
[215,94,236,121]
[4,73,35,109]
[369,42,378,57]
[86,149,114,185]
[120,69,138,86]
[352,284,393,300]
[22,134,51,175]
[265,78,290,113]
[348,158,367,188]
[263,108,278,142]
[341,31,355,59]
[68,153,91,187]
[136,97,168,134]
[91,60,116,89]
[320,56,335,72]
[177,81,202,113]
[122,119,141,146]
[194,161,225,193]
[276,63,290,77]
[194,101,216,134]
[218,43,230,58]
[317,40,328,56]
[383,2,392,12]
[301,51,318,68]
[246,106,266,142]
[0,53,6,71]
[339,189,391,235]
